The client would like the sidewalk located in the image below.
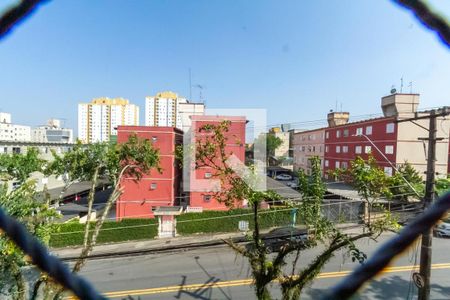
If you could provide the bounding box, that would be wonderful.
[52,223,362,260]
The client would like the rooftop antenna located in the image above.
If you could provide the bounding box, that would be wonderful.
[408,81,413,93]
[400,77,404,93]
[188,68,192,101]
[340,103,343,113]
[335,99,338,112]
[193,84,205,104]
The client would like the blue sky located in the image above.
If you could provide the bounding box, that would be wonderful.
[0,0,449,134]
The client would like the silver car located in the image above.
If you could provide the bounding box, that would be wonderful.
[434,222,450,238]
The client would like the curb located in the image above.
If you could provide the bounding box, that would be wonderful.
[56,223,362,261]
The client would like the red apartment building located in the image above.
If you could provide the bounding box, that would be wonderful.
[323,94,450,178]
[188,115,247,211]
[116,126,183,219]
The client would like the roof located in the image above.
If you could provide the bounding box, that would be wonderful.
[326,182,361,201]
[266,177,301,200]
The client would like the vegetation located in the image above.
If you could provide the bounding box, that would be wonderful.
[36,135,161,299]
[389,161,424,201]
[193,122,392,300]
[49,218,158,248]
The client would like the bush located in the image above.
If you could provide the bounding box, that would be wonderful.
[50,218,158,248]
[177,208,295,235]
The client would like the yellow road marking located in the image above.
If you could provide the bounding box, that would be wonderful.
[67,263,450,299]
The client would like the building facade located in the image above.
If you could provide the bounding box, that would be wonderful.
[292,128,325,174]
[0,112,31,142]
[145,91,204,131]
[323,94,450,178]
[32,119,73,143]
[188,115,246,211]
[78,98,139,143]
[268,127,290,158]
[116,126,183,219]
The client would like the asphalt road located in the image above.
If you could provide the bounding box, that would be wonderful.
[72,232,450,299]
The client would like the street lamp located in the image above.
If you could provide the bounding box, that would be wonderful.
[353,133,421,198]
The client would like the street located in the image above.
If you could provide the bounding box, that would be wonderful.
[72,232,450,299]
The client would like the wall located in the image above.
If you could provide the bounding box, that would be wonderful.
[116,126,183,219]
[292,128,325,174]
[189,116,246,210]
[324,117,397,176]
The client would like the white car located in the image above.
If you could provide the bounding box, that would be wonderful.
[286,182,299,188]
[434,221,450,238]
[275,174,292,181]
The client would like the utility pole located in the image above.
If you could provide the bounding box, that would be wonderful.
[418,110,436,300]
[397,107,450,300]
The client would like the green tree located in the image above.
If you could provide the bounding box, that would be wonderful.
[332,155,393,228]
[0,181,57,300]
[194,123,380,300]
[254,133,283,165]
[0,148,45,184]
[40,135,161,299]
[389,161,424,201]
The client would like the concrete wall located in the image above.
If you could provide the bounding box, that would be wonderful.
[396,117,450,178]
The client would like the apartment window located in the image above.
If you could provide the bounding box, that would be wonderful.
[325,132,329,139]
[336,130,341,138]
[355,145,362,154]
[12,147,20,154]
[152,136,158,142]
[204,172,212,179]
[150,183,157,190]
[342,161,348,169]
[384,167,393,177]
[342,145,348,153]
[325,160,329,167]
[335,161,340,168]
[385,145,394,154]
[365,145,372,154]
[343,129,349,137]
[336,146,341,153]
[366,126,373,135]
[325,145,329,153]
[203,195,211,202]
[356,127,363,136]
[386,123,395,133]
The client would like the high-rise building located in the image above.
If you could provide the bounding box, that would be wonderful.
[78,98,139,143]
[0,112,31,142]
[145,91,204,131]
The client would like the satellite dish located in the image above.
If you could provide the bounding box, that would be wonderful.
[390,88,397,94]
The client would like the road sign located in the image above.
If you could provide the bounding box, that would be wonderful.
[413,272,424,289]
[238,220,249,232]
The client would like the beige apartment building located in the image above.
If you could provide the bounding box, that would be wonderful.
[292,128,325,175]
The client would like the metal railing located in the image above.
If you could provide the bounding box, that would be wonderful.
[0,0,449,300]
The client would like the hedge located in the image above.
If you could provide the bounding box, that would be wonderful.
[177,208,295,235]
[50,218,158,248]
[50,208,298,248]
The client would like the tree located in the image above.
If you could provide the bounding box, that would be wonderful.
[389,161,424,201]
[194,123,384,300]
[0,181,57,300]
[37,135,161,299]
[332,155,393,228]
[254,133,283,165]
[0,148,45,184]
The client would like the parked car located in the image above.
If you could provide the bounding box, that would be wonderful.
[286,181,299,188]
[262,226,309,253]
[433,220,450,238]
[275,174,292,181]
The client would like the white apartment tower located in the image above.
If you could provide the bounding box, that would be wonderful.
[145,91,204,131]
[78,98,139,143]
